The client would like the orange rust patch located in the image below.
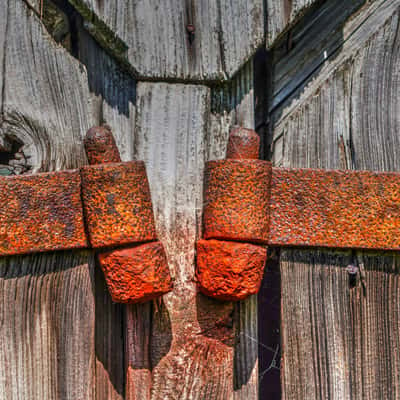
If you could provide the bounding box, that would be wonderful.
[196,239,267,301]
[0,170,87,256]
[226,127,260,160]
[80,161,157,248]
[203,160,271,244]
[270,167,400,250]
[98,241,173,303]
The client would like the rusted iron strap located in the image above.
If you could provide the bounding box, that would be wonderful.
[203,162,400,250]
[269,167,400,250]
[0,162,157,256]
[0,170,87,256]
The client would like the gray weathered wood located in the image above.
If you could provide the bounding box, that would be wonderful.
[0,251,96,400]
[280,250,400,399]
[266,0,319,46]
[270,1,400,398]
[135,82,236,399]
[68,0,264,81]
[2,0,94,172]
[131,62,258,398]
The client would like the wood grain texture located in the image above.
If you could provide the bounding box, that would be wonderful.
[270,1,400,398]
[2,0,95,172]
[266,0,319,46]
[280,250,400,400]
[270,0,365,111]
[68,0,264,81]
[271,0,400,169]
[0,251,96,400]
[134,82,238,399]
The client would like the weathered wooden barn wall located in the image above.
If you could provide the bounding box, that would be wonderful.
[268,0,400,398]
[0,0,269,399]
[2,0,399,398]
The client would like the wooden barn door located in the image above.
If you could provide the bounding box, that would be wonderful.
[0,0,260,399]
[264,0,400,398]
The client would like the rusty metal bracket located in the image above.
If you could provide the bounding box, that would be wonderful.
[0,126,172,304]
[198,127,400,301]
[83,126,173,304]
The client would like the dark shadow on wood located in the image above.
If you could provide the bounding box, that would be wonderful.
[94,264,125,398]
[196,292,235,347]
[269,0,366,122]
[258,248,281,400]
[77,25,136,119]
[0,249,91,278]
[150,298,173,370]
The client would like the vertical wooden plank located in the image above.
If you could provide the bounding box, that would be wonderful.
[269,1,400,398]
[135,82,238,399]
[0,1,97,399]
[0,251,96,400]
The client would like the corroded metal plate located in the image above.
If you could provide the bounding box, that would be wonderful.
[269,168,400,250]
[203,159,271,244]
[80,161,157,248]
[0,170,87,256]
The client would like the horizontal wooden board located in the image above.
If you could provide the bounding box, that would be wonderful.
[68,0,264,81]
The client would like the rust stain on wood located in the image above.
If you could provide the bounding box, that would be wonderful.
[0,170,87,256]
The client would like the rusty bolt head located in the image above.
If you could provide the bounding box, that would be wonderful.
[84,125,121,165]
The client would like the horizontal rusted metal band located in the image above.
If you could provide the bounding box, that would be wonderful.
[269,167,400,250]
[203,163,400,250]
[0,170,88,256]
[0,161,157,256]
